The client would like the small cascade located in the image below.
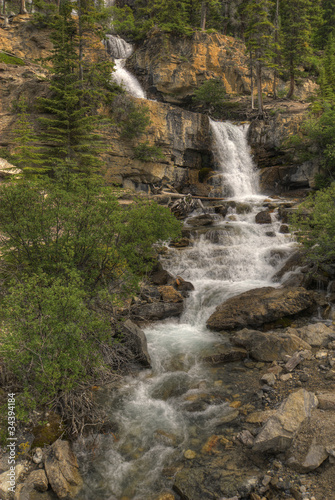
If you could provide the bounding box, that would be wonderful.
[76,122,296,499]
[209,119,259,198]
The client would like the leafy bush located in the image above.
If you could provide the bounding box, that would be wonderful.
[192,78,226,115]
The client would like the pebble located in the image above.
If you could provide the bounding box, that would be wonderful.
[184,450,196,459]
[299,373,309,382]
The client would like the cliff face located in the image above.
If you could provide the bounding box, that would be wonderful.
[103,99,213,194]
[129,31,318,106]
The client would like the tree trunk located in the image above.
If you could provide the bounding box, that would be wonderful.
[19,0,27,14]
[250,52,254,109]
[256,60,263,115]
[200,1,207,31]
[287,63,295,99]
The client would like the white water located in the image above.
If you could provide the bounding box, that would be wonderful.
[76,122,296,500]
[210,119,259,199]
[105,32,146,98]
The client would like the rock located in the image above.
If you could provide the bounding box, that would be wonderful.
[184,450,196,459]
[287,409,335,472]
[0,464,25,500]
[44,440,83,499]
[175,276,195,297]
[287,322,334,347]
[260,373,276,386]
[253,389,318,453]
[122,319,151,367]
[231,328,311,362]
[279,224,290,234]
[32,448,43,464]
[284,351,305,372]
[14,470,49,500]
[246,410,276,424]
[237,430,254,447]
[150,269,174,286]
[317,392,335,410]
[202,346,248,364]
[131,301,184,321]
[140,285,161,302]
[187,214,215,227]
[207,286,315,331]
[255,211,272,224]
[271,250,306,283]
[158,285,183,303]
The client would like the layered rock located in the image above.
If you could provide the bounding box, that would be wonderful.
[206,286,315,331]
[44,440,83,499]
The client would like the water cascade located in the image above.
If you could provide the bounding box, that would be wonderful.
[104,13,146,98]
[76,121,296,499]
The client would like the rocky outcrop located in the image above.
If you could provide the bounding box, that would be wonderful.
[122,319,151,367]
[206,286,315,331]
[129,31,317,106]
[253,389,318,453]
[102,99,213,193]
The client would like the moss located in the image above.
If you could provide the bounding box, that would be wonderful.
[32,412,64,448]
[0,52,25,66]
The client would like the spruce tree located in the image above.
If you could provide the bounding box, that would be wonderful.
[280,0,312,99]
[244,0,274,115]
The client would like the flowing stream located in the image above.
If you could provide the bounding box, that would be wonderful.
[75,120,296,499]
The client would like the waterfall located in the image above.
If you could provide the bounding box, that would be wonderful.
[105,29,146,98]
[75,122,296,500]
[210,119,259,198]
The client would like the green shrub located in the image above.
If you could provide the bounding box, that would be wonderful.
[133,141,164,162]
[0,52,25,66]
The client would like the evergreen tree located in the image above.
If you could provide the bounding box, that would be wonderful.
[244,0,274,115]
[319,34,335,99]
[280,0,312,99]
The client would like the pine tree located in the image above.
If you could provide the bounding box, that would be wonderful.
[12,97,45,175]
[320,33,335,99]
[244,0,274,115]
[280,0,312,99]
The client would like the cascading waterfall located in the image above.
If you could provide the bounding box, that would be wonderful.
[209,119,259,198]
[75,121,296,500]
[104,11,146,98]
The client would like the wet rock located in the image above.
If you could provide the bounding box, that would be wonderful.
[286,322,334,347]
[122,319,151,367]
[131,301,184,321]
[184,450,197,459]
[206,286,315,331]
[140,285,161,302]
[202,346,248,364]
[174,276,195,297]
[279,224,290,234]
[287,409,335,472]
[255,211,272,224]
[150,269,174,286]
[271,250,306,283]
[253,389,318,453]
[187,214,215,227]
[44,440,83,499]
[231,328,311,362]
[158,285,183,303]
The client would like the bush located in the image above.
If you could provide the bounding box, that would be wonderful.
[133,141,164,162]
[192,78,226,114]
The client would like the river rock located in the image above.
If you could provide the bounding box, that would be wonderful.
[150,268,174,286]
[158,285,183,303]
[316,391,335,410]
[231,329,311,362]
[175,276,195,297]
[122,319,151,367]
[255,211,272,224]
[286,322,334,347]
[44,440,83,499]
[253,389,318,453]
[131,301,184,320]
[206,286,315,331]
[287,409,335,472]
[187,214,215,227]
[202,346,248,364]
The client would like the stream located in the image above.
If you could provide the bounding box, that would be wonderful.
[74,118,297,499]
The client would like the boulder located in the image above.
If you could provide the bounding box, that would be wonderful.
[202,346,248,364]
[231,328,311,362]
[158,285,183,303]
[287,410,335,472]
[316,392,335,410]
[122,319,151,367]
[44,440,83,499]
[206,287,315,331]
[253,389,318,453]
[14,470,49,500]
[175,276,195,297]
[131,301,183,321]
[0,464,25,500]
[286,322,334,347]
[150,269,174,286]
[187,214,215,227]
[255,211,272,224]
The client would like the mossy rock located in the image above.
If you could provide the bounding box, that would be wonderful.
[32,412,64,448]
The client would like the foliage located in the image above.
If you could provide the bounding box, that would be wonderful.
[133,141,164,162]
[0,52,25,65]
[112,94,151,139]
[192,78,226,114]
[0,176,181,417]
[290,183,335,269]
